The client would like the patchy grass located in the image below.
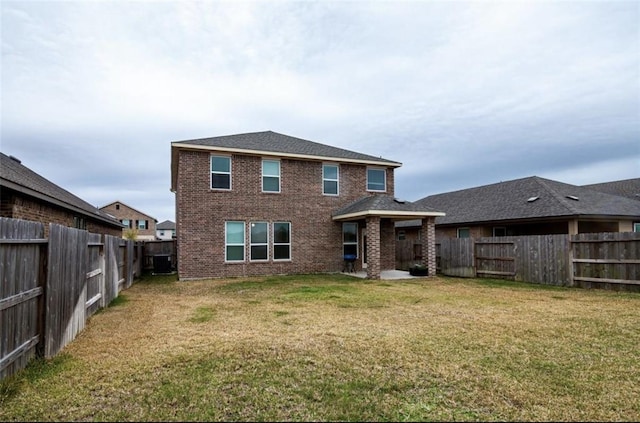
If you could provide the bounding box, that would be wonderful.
[1,274,639,422]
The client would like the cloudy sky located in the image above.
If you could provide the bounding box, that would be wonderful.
[2,0,638,223]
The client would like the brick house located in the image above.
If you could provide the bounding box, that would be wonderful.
[99,201,158,240]
[0,152,122,237]
[170,131,444,280]
[396,176,640,242]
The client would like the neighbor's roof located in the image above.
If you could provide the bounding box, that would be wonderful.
[171,131,402,191]
[406,176,640,227]
[332,194,445,221]
[0,152,123,228]
[156,220,175,230]
[100,200,157,222]
[582,178,640,202]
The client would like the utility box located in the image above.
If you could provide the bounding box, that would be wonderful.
[153,254,172,274]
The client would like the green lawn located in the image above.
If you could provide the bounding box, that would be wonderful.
[1,273,639,422]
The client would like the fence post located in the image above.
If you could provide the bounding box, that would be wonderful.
[567,234,575,287]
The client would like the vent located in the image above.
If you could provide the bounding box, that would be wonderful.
[8,155,21,164]
[566,195,579,201]
[527,196,539,202]
[394,198,406,204]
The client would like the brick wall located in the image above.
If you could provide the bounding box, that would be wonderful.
[176,150,396,280]
[0,191,122,237]
[100,202,157,240]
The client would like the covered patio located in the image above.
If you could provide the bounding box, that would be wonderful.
[332,195,445,280]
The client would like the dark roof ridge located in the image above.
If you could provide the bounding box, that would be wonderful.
[532,176,580,215]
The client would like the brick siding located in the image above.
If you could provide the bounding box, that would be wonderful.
[100,202,157,240]
[176,150,396,280]
[0,191,122,237]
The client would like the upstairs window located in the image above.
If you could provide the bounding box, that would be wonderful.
[262,160,280,193]
[137,220,148,230]
[367,168,386,192]
[211,155,231,190]
[457,228,470,238]
[121,219,131,228]
[634,223,640,232]
[323,164,339,195]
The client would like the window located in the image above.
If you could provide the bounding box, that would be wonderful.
[73,216,86,230]
[634,223,640,232]
[225,221,245,262]
[343,222,358,257]
[397,230,406,241]
[250,222,268,261]
[160,231,165,236]
[211,155,231,190]
[323,164,339,195]
[273,222,291,260]
[121,219,131,228]
[137,220,147,230]
[493,227,506,237]
[262,159,280,193]
[367,168,386,192]
[116,204,120,210]
[457,228,470,238]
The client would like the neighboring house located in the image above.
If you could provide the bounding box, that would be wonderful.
[397,176,640,240]
[99,201,158,240]
[0,152,122,237]
[156,220,176,240]
[170,130,444,280]
[582,178,640,202]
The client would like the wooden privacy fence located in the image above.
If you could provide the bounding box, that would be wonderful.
[429,232,640,289]
[0,218,142,381]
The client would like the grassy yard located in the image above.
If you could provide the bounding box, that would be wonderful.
[1,273,639,422]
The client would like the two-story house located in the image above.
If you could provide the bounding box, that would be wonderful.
[156,220,176,240]
[170,131,444,280]
[99,200,158,241]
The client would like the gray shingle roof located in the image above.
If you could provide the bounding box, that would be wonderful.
[172,131,401,166]
[582,178,640,202]
[0,152,121,227]
[157,220,175,230]
[333,194,444,220]
[415,176,640,226]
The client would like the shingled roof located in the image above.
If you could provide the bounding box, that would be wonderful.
[173,131,401,165]
[0,152,122,227]
[332,194,444,221]
[412,176,640,226]
[582,178,640,202]
[171,131,401,191]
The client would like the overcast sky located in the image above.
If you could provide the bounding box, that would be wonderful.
[2,0,638,223]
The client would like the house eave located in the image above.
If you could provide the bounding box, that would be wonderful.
[1,178,123,228]
[171,143,403,168]
[332,210,446,221]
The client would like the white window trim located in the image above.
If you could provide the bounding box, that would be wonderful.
[211,155,232,191]
[262,159,281,193]
[634,222,640,232]
[273,222,292,261]
[322,163,339,196]
[225,221,245,262]
[366,167,386,192]
[250,221,269,262]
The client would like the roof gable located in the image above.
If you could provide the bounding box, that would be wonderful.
[416,176,640,225]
